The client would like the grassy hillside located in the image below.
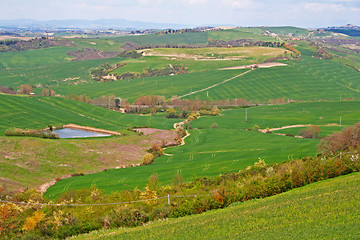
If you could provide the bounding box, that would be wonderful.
[112,32,208,46]
[0,134,155,193]
[208,28,278,41]
[73,172,360,239]
[0,47,123,88]
[261,26,310,37]
[53,69,248,102]
[186,55,360,101]
[0,95,177,134]
[46,128,317,198]
[110,46,284,75]
[192,101,360,130]
[46,101,360,198]
[50,44,360,102]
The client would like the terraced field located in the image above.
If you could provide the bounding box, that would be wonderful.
[0,95,177,134]
[73,172,360,240]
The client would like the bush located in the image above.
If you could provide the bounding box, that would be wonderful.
[319,122,360,154]
[299,125,320,138]
[5,128,59,139]
[142,153,155,165]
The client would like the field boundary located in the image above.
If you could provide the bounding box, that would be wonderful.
[218,62,287,70]
[62,124,121,135]
[175,69,253,99]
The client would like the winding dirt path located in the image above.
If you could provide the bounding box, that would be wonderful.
[258,124,311,133]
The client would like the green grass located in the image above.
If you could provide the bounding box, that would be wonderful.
[0,95,177,135]
[70,38,124,51]
[45,101,360,198]
[193,101,360,130]
[45,128,318,198]
[111,46,284,75]
[72,172,360,239]
[0,134,147,193]
[261,26,310,37]
[186,54,360,101]
[53,69,248,102]
[208,28,278,41]
[0,47,124,88]
[273,126,344,138]
[112,32,208,46]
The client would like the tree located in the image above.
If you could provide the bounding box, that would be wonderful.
[299,125,320,138]
[20,84,32,94]
[41,88,55,96]
[165,108,177,118]
[115,99,120,109]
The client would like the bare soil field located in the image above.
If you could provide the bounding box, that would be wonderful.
[0,35,36,41]
[218,62,287,70]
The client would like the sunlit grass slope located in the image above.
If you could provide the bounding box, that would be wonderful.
[73,172,360,240]
[0,95,177,135]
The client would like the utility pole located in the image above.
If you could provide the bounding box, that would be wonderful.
[340,116,342,128]
[245,108,248,122]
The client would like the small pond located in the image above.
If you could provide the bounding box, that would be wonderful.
[54,128,111,138]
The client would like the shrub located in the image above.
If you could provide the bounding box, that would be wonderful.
[299,125,321,138]
[318,122,360,154]
[142,153,155,165]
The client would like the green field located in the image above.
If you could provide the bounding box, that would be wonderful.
[261,26,310,37]
[192,101,360,130]
[0,95,177,134]
[208,28,279,41]
[46,128,318,198]
[73,172,360,240]
[186,54,360,101]
[46,101,360,198]
[47,44,360,102]
[112,32,208,46]
[53,69,248,102]
[110,46,285,75]
[0,47,124,88]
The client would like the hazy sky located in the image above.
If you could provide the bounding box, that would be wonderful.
[1,0,360,27]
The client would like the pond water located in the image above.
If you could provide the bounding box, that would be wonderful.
[54,128,111,138]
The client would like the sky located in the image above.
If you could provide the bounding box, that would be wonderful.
[1,0,360,28]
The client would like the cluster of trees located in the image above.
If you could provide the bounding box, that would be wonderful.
[1,122,359,239]
[41,89,56,96]
[0,86,16,94]
[281,43,301,56]
[298,125,321,139]
[0,37,72,52]
[68,48,120,61]
[5,128,58,139]
[208,39,283,48]
[313,47,333,59]
[92,63,188,82]
[90,63,126,81]
[118,50,143,59]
